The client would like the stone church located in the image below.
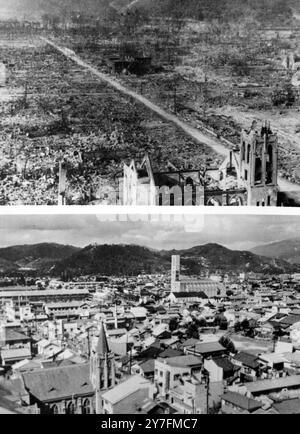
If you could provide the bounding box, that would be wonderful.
[13,323,116,414]
[122,121,279,207]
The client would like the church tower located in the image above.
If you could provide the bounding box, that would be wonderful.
[171,255,181,292]
[240,121,278,206]
[90,322,116,414]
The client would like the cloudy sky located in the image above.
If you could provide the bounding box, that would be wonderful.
[0,213,298,251]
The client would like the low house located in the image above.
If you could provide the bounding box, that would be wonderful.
[245,375,300,398]
[220,391,263,414]
[184,342,226,359]
[232,352,261,381]
[154,355,203,398]
[272,398,300,414]
[204,356,238,383]
[132,359,155,379]
[101,375,152,414]
[1,348,32,366]
[0,327,31,350]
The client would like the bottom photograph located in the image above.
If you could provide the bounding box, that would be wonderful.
[0,212,300,415]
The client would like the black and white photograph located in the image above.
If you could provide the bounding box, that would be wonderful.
[1,0,300,424]
[0,213,299,414]
[0,1,299,206]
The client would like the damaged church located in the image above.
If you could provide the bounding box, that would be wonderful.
[122,121,280,207]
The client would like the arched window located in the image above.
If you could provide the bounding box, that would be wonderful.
[255,157,262,184]
[185,178,197,206]
[82,399,90,415]
[66,401,76,415]
[266,145,273,184]
[170,193,174,206]
[51,404,59,414]
[247,144,251,163]
[241,142,246,161]
[158,193,163,206]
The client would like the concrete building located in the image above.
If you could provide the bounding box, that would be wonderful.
[170,254,225,297]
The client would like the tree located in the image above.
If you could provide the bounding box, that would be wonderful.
[219,335,236,354]
[215,314,228,329]
[196,317,207,327]
[186,322,199,339]
[234,321,241,332]
[169,317,179,332]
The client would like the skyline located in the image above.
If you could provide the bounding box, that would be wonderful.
[0,214,298,251]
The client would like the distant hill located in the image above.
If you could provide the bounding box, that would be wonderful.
[0,243,80,273]
[53,242,299,277]
[251,239,300,264]
[53,244,170,276]
[0,241,298,276]
[166,243,299,275]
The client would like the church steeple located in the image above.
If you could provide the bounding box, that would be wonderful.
[96,321,109,356]
[90,321,116,414]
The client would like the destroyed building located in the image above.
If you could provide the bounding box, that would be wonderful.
[122,121,279,206]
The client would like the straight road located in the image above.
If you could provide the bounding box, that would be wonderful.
[41,36,300,193]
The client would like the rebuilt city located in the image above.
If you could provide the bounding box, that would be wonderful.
[1,215,300,414]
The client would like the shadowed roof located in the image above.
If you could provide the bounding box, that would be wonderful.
[22,364,93,402]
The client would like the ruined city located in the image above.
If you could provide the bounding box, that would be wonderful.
[0,1,299,205]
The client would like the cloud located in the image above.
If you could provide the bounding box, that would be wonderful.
[0,214,298,251]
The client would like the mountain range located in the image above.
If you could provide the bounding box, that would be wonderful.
[251,239,300,265]
[0,241,298,276]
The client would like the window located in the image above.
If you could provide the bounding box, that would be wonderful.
[82,399,90,415]
[66,401,76,415]
[170,193,174,206]
[256,201,260,206]
[247,144,251,163]
[244,170,248,181]
[267,195,271,206]
[158,193,163,206]
[51,404,59,414]
[241,142,246,161]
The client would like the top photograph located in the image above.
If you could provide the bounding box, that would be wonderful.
[0,0,300,206]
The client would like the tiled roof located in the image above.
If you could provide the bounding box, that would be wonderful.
[0,328,30,343]
[139,359,155,374]
[187,342,226,354]
[221,391,263,412]
[272,398,300,414]
[233,352,260,369]
[160,355,202,368]
[212,356,235,372]
[1,348,32,361]
[22,364,93,402]
[246,375,300,394]
[159,348,184,358]
[280,315,300,326]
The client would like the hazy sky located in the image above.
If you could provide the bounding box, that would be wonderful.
[0,214,298,251]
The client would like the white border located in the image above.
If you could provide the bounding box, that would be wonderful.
[0,206,299,216]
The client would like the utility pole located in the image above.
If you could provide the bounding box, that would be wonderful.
[87,328,91,358]
[205,371,210,414]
